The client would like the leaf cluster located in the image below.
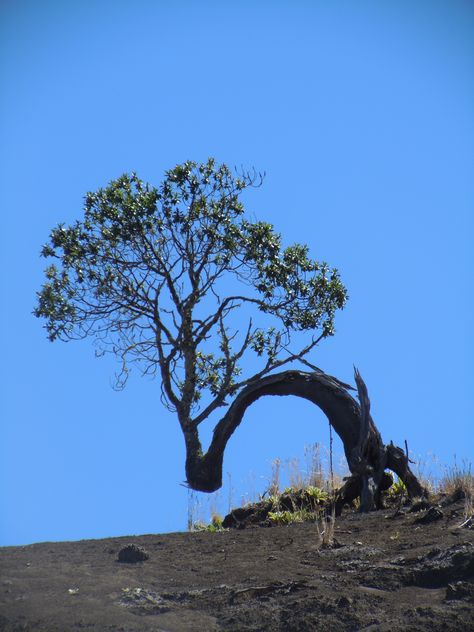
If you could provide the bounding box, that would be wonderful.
[35,159,347,429]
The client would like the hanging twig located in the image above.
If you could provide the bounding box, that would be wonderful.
[404,439,416,464]
[329,420,334,494]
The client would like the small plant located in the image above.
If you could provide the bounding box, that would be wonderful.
[210,513,224,529]
[306,486,329,504]
[264,440,338,540]
[268,493,281,506]
[267,509,318,525]
[269,485,330,515]
[193,514,225,533]
[321,504,336,546]
[267,510,296,525]
[389,476,407,498]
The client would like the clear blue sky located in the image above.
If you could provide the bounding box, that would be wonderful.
[1,0,472,546]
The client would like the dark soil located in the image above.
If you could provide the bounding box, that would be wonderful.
[1,495,473,631]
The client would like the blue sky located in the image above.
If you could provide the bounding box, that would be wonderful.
[1,0,473,546]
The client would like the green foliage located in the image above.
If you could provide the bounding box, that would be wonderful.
[35,158,347,420]
[389,476,407,497]
[267,509,318,525]
[267,510,296,524]
[268,485,329,519]
[193,514,225,532]
[305,486,329,503]
[280,485,328,504]
[211,513,224,529]
[267,494,282,507]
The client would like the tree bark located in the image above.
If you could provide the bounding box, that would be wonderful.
[184,368,427,510]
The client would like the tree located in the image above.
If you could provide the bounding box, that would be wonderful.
[35,158,425,510]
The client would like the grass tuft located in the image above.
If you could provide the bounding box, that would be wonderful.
[438,460,473,523]
[187,447,472,535]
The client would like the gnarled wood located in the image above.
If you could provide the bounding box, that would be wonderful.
[349,368,387,511]
[184,367,427,510]
[386,442,426,499]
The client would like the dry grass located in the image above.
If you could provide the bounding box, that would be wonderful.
[438,460,473,522]
[305,443,326,488]
[322,503,336,546]
[412,452,441,494]
[438,460,472,496]
[269,442,347,495]
[187,489,197,532]
[268,458,281,497]
[187,447,472,534]
[187,442,348,534]
[268,443,338,546]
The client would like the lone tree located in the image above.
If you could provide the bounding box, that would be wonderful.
[35,158,425,511]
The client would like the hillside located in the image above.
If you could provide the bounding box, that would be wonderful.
[1,494,473,631]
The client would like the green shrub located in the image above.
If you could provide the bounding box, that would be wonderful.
[267,509,318,525]
[305,486,329,503]
[193,513,225,532]
[389,476,407,497]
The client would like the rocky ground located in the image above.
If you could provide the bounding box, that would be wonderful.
[1,493,473,631]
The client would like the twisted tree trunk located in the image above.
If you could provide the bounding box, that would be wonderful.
[184,367,427,511]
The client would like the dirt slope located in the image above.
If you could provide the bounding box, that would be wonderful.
[1,496,473,631]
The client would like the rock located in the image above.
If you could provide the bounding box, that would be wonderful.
[117,544,149,563]
[337,595,352,608]
[222,501,273,529]
[445,581,474,601]
[408,499,431,513]
[460,516,473,530]
[413,543,474,587]
[449,488,467,502]
[119,587,169,614]
[367,543,474,590]
[414,507,443,525]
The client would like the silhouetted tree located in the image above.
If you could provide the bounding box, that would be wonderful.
[35,158,425,510]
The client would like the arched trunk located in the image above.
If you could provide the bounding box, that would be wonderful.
[184,368,427,511]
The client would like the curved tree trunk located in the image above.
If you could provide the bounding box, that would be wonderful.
[184,368,427,511]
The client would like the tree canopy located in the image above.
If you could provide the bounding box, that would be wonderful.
[35,158,347,438]
[35,160,428,506]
